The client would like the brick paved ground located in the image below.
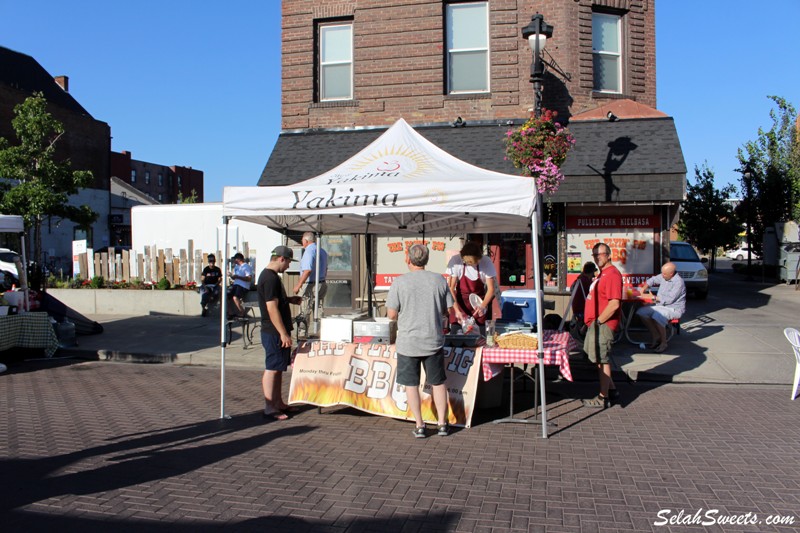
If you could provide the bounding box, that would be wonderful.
[2,360,799,532]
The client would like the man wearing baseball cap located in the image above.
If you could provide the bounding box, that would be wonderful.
[257,245,303,420]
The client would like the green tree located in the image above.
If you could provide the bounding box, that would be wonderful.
[0,92,97,281]
[177,188,198,204]
[678,163,740,271]
[737,96,798,255]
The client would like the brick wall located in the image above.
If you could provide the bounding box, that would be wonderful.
[281,0,656,129]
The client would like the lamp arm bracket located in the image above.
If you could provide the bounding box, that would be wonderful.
[542,50,572,82]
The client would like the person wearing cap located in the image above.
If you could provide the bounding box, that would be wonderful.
[293,232,328,325]
[258,245,303,420]
[199,253,222,317]
[227,252,253,318]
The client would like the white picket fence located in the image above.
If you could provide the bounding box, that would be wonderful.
[74,241,256,285]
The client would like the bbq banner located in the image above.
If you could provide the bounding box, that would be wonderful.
[289,342,483,428]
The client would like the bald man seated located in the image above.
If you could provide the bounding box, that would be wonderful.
[636,262,686,353]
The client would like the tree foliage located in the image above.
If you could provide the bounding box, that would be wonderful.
[177,188,199,204]
[678,164,741,269]
[0,92,97,269]
[736,96,799,254]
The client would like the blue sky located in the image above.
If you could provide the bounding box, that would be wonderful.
[1,1,798,202]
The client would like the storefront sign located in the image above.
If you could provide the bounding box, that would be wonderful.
[567,214,659,285]
[289,342,483,427]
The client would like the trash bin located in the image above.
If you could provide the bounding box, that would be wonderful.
[779,242,800,283]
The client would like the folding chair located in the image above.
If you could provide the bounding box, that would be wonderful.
[783,328,800,400]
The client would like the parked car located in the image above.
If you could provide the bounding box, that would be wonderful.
[0,248,21,275]
[670,241,708,299]
[726,246,760,261]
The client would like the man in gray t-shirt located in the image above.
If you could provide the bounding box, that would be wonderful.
[636,261,686,352]
[387,244,454,438]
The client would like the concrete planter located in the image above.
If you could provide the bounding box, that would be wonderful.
[48,288,201,316]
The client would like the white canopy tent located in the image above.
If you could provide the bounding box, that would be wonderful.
[222,118,552,436]
[0,214,29,310]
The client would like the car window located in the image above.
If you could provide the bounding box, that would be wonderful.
[0,252,19,262]
[670,244,700,262]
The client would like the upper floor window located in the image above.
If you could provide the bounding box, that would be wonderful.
[158,173,163,186]
[158,193,163,202]
[145,170,151,185]
[177,176,182,189]
[446,2,489,94]
[131,169,137,183]
[319,22,353,101]
[592,12,622,93]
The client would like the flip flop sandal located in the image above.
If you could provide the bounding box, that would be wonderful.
[582,395,609,409]
[262,411,290,421]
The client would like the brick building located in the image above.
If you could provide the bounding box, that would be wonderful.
[109,151,204,246]
[0,45,112,267]
[259,0,685,309]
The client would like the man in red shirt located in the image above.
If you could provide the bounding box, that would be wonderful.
[583,242,622,408]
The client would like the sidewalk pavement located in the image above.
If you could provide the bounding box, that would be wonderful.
[54,269,798,387]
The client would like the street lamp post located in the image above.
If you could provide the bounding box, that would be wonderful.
[521,13,553,118]
[743,163,754,281]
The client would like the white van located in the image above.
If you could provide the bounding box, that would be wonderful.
[670,241,708,299]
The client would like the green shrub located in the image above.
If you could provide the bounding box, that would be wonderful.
[90,276,105,289]
[156,277,171,290]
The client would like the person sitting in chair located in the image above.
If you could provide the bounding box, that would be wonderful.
[227,252,253,318]
[199,254,222,317]
[637,262,686,353]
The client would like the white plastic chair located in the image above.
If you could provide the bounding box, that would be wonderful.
[783,328,800,400]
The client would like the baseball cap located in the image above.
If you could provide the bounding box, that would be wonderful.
[272,245,298,261]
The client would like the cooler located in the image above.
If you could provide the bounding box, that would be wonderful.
[320,313,366,342]
[353,318,397,344]
[500,289,540,324]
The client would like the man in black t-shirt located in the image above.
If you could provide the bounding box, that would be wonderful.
[199,254,223,317]
[258,245,303,421]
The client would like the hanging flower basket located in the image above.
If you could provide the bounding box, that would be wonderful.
[504,109,575,195]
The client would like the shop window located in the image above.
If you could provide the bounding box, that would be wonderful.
[73,226,92,243]
[592,12,622,93]
[318,21,353,101]
[446,2,489,94]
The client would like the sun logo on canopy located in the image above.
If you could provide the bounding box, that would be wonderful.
[425,189,447,205]
[348,145,431,180]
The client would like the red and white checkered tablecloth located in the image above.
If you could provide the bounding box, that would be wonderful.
[480,330,577,382]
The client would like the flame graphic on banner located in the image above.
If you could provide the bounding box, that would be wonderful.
[289,376,463,425]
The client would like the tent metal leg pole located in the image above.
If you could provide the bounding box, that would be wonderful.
[530,199,548,438]
[220,216,230,420]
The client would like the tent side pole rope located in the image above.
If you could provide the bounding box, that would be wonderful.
[366,215,373,318]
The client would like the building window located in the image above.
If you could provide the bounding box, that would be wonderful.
[131,169,137,183]
[73,226,92,243]
[177,176,182,189]
[592,12,622,93]
[145,170,151,185]
[446,2,489,94]
[158,193,163,202]
[168,174,173,187]
[158,173,163,186]
[318,21,353,101]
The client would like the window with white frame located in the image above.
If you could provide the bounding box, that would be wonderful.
[592,12,622,93]
[446,2,489,94]
[319,22,353,101]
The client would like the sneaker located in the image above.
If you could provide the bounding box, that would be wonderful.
[413,426,426,439]
[437,424,450,437]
